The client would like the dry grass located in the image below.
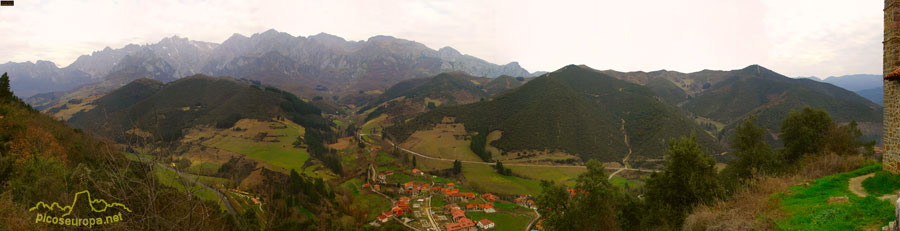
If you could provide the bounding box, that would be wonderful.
[683,153,869,231]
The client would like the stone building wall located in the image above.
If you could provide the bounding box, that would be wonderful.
[885,0,900,174]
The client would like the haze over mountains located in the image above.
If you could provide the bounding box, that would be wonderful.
[801,74,883,106]
[2,29,885,164]
[4,29,537,101]
[387,65,727,165]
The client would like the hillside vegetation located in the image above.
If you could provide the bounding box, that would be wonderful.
[387,65,724,162]
[602,65,883,145]
[0,73,232,230]
[68,75,328,142]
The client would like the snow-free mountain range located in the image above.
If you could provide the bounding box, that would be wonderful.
[4,29,536,103]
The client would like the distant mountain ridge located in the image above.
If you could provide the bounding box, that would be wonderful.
[798,74,884,106]
[387,65,725,164]
[67,75,328,142]
[819,74,882,92]
[5,29,537,100]
[597,65,883,144]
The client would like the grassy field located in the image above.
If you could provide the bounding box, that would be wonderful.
[411,153,544,195]
[462,163,542,195]
[465,211,534,231]
[201,119,309,174]
[775,164,893,231]
[506,165,585,187]
[431,196,446,208]
[400,123,483,162]
[485,130,503,159]
[187,162,221,176]
[340,179,392,219]
[609,176,643,189]
[424,97,443,107]
[153,165,226,211]
[362,114,387,135]
[376,152,399,166]
[862,171,900,196]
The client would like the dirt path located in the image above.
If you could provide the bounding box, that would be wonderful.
[848,173,874,198]
[620,119,633,169]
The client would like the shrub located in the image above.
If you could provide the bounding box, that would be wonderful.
[862,171,900,196]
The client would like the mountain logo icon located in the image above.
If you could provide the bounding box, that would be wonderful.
[29,190,132,217]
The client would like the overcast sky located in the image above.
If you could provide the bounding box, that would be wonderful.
[0,0,883,78]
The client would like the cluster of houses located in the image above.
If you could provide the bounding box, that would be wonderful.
[513,194,535,209]
[376,196,413,223]
[400,182,483,203]
[364,167,536,231]
[441,204,495,231]
[229,188,261,205]
[464,203,496,213]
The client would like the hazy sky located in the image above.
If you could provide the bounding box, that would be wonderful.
[0,0,882,77]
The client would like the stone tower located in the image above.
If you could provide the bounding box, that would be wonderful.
[885,0,900,174]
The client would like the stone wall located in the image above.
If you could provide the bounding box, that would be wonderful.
[886,80,900,173]
[885,0,900,174]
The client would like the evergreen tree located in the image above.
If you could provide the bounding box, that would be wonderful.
[0,72,11,101]
[452,160,462,175]
[536,160,623,230]
[720,115,775,189]
[779,107,832,163]
[644,133,723,229]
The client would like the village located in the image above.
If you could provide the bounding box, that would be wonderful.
[362,165,540,231]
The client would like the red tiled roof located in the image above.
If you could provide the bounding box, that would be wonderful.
[445,217,475,231]
[478,219,494,226]
[478,204,494,209]
[888,69,900,80]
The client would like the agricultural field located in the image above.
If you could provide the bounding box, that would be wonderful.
[196,119,310,174]
[361,114,387,135]
[461,163,542,195]
[339,179,392,219]
[424,97,443,107]
[187,162,221,176]
[153,165,225,211]
[609,176,643,189]
[465,211,534,231]
[506,165,586,187]
[400,123,483,162]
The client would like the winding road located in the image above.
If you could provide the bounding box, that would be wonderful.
[359,133,658,173]
[423,196,439,231]
[157,163,238,216]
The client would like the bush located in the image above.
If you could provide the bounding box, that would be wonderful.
[215,113,242,129]
[862,171,900,196]
[779,107,832,163]
[644,133,723,229]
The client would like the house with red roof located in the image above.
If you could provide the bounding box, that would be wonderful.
[477,219,495,229]
[444,204,460,213]
[482,193,497,201]
[451,208,466,222]
[445,217,476,231]
[377,215,389,223]
[412,168,424,176]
